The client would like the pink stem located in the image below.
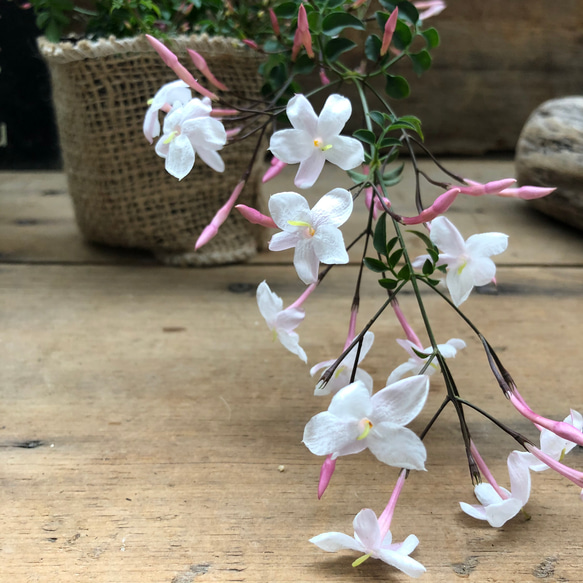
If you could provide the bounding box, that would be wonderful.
[470,441,508,499]
[391,299,423,348]
[288,282,318,310]
[526,444,583,488]
[378,470,407,537]
[343,306,359,351]
[187,49,229,92]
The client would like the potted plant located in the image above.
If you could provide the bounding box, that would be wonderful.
[26,0,275,264]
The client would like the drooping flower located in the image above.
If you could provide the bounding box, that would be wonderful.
[310,508,426,577]
[268,189,353,284]
[155,97,227,180]
[303,376,430,470]
[269,94,365,189]
[256,281,307,363]
[311,331,375,396]
[413,216,508,306]
[291,4,314,61]
[387,337,466,384]
[143,80,191,144]
[460,451,531,528]
[517,410,583,471]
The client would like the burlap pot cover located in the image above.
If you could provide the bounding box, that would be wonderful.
[38,34,267,266]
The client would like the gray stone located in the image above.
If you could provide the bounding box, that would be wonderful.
[515,96,583,230]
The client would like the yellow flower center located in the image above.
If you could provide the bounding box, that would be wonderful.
[313,138,333,152]
[352,553,372,567]
[357,419,373,440]
[288,220,316,237]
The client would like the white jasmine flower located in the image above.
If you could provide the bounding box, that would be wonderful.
[460,451,531,528]
[310,508,426,577]
[311,332,375,396]
[268,189,353,285]
[155,97,227,180]
[256,281,307,363]
[414,216,508,306]
[269,94,365,189]
[518,410,583,472]
[387,337,466,384]
[143,80,191,144]
[303,376,430,471]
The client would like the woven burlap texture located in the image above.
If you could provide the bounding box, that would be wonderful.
[39,34,267,266]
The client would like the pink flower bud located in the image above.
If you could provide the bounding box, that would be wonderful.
[187,49,229,92]
[235,205,277,229]
[262,158,287,183]
[401,188,460,224]
[318,455,337,499]
[292,4,314,60]
[380,8,399,57]
[460,178,517,196]
[497,185,556,200]
[195,181,246,249]
[269,8,280,36]
[525,444,583,488]
[242,39,259,51]
[146,35,218,101]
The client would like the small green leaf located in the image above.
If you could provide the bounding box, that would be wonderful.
[364,257,389,273]
[364,34,382,62]
[379,137,402,149]
[388,121,418,133]
[408,229,433,249]
[378,278,398,290]
[411,346,430,359]
[353,129,377,146]
[397,264,412,281]
[393,19,413,50]
[428,248,439,263]
[322,12,365,36]
[386,236,399,256]
[324,37,357,62]
[422,259,434,275]
[293,54,315,75]
[388,248,404,268]
[373,213,388,257]
[421,27,440,50]
[410,49,432,76]
[398,115,424,140]
[369,110,385,127]
[427,277,442,286]
[327,0,347,8]
[346,169,368,184]
[382,163,405,183]
[273,1,298,18]
[385,74,410,99]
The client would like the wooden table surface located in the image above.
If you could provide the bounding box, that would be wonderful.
[1,161,582,582]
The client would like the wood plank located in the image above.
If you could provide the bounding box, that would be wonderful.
[1,263,582,582]
[2,163,582,266]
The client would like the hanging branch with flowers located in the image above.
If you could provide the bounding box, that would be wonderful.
[142,0,580,577]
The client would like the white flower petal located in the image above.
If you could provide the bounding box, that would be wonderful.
[328,381,373,420]
[466,232,508,258]
[484,497,523,527]
[269,128,314,163]
[368,424,427,470]
[507,451,531,505]
[268,192,312,231]
[353,508,381,551]
[387,361,417,384]
[277,329,307,363]
[303,413,360,455]
[294,239,320,284]
[312,224,349,265]
[430,216,466,256]
[256,281,282,324]
[377,549,426,578]
[183,116,227,149]
[311,188,353,228]
[294,151,326,189]
[467,257,497,287]
[473,483,504,506]
[310,532,363,553]
[459,501,488,521]
[165,134,195,180]
[317,94,352,138]
[287,94,318,134]
[269,231,299,252]
[325,135,365,170]
[276,307,305,332]
[372,375,430,426]
[446,263,476,306]
[389,534,420,556]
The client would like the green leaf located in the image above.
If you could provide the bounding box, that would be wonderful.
[422,258,434,275]
[322,12,365,35]
[421,27,440,50]
[353,129,377,146]
[397,264,412,281]
[274,2,299,18]
[398,115,424,140]
[385,74,410,99]
[411,346,430,359]
[378,278,398,290]
[393,19,413,50]
[293,54,315,75]
[364,34,381,62]
[386,236,399,256]
[379,137,402,149]
[346,169,368,184]
[428,248,439,263]
[427,277,442,286]
[410,49,432,76]
[324,37,357,62]
[364,257,389,273]
[373,213,388,257]
[382,162,405,183]
[388,120,418,132]
[388,248,404,269]
[369,110,385,127]
[408,229,433,249]
[327,0,348,8]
